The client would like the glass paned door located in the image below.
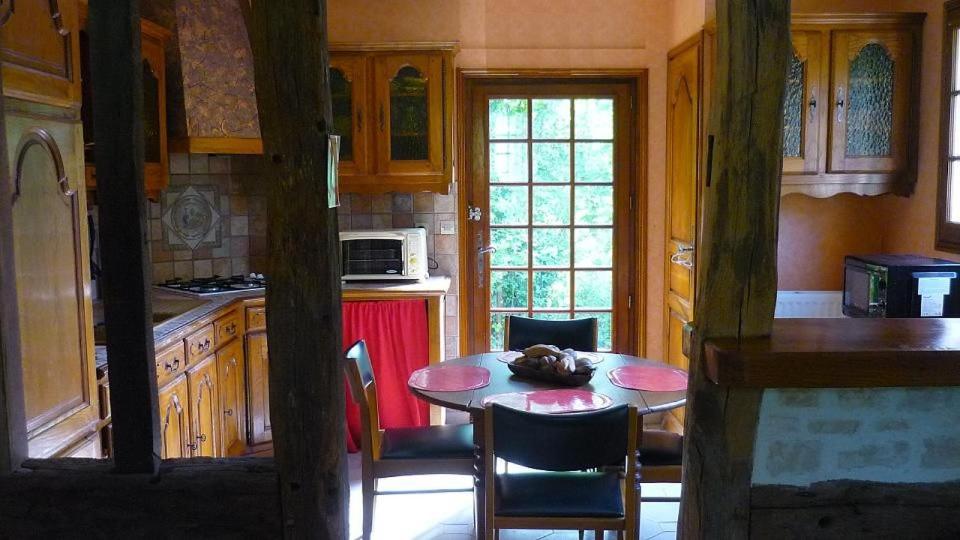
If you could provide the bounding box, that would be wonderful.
[485,96,620,351]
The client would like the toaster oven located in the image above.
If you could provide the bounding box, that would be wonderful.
[842,254,960,318]
[339,228,428,281]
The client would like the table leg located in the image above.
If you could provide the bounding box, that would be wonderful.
[472,410,486,538]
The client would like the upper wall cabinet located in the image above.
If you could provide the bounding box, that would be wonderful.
[0,0,82,107]
[330,43,457,194]
[783,14,924,198]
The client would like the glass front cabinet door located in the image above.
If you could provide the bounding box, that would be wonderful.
[329,55,370,176]
[782,30,825,175]
[829,29,914,175]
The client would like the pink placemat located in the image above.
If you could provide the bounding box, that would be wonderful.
[408,365,490,392]
[496,351,602,363]
[607,366,688,391]
[481,389,613,414]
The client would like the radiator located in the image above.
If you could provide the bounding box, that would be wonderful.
[775,290,844,319]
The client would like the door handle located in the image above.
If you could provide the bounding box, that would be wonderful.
[478,246,497,255]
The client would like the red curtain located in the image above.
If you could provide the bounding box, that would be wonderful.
[343,299,431,453]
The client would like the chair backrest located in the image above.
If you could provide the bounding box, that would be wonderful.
[486,403,634,471]
[505,316,598,352]
[344,339,382,458]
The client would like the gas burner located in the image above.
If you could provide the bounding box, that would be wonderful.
[156,274,266,297]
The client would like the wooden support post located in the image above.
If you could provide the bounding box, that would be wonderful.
[678,1,791,538]
[89,0,161,474]
[244,1,348,538]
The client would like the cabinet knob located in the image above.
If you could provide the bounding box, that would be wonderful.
[224,409,234,417]
[197,433,207,443]
[187,442,198,451]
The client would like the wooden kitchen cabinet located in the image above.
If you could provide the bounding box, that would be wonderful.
[217,339,247,456]
[783,14,923,197]
[330,43,456,194]
[187,354,221,457]
[245,330,271,446]
[78,3,172,200]
[158,375,190,459]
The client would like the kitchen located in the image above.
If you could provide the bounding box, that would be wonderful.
[2,0,960,538]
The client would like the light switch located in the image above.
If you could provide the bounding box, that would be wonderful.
[439,221,456,235]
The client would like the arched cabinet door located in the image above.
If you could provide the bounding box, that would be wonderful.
[8,120,98,457]
[782,31,825,175]
[829,30,914,175]
[373,53,445,176]
[330,55,370,177]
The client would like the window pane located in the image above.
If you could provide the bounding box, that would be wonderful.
[490,312,508,351]
[490,186,529,225]
[532,312,571,321]
[491,271,528,308]
[952,97,960,157]
[575,311,612,351]
[950,161,960,223]
[532,99,571,140]
[533,143,570,183]
[532,186,571,225]
[489,99,528,139]
[574,186,614,225]
[574,228,613,268]
[490,143,528,183]
[532,228,570,267]
[575,142,613,183]
[574,98,614,139]
[491,228,528,267]
[574,271,612,309]
[533,271,570,309]
[954,28,960,91]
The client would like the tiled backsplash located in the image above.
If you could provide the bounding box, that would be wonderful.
[338,188,461,359]
[150,153,268,283]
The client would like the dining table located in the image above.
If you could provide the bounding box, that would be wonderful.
[407,351,688,537]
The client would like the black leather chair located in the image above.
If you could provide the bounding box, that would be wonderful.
[344,340,475,540]
[504,315,598,351]
[482,403,638,540]
[638,429,683,501]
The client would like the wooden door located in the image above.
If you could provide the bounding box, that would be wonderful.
[158,375,189,459]
[0,0,81,106]
[187,354,220,457]
[829,29,914,174]
[246,332,271,445]
[373,53,444,176]
[664,35,708,433]
[217,339,247,456]
[330,54,370,177]
[9,110,99,457]
[783,30,826,175]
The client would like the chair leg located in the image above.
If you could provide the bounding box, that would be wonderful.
[595,529,603,539]
[617,531,624,540]
[579,531,585,540]
[362,475,375,540]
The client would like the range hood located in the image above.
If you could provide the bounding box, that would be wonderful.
[143,0,262,154]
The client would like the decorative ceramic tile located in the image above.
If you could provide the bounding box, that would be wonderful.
[161,185,223,250]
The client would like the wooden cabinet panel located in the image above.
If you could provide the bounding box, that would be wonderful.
[828,29,914,175]
[217,339,247,456]
[783,30,827,175]
[158,375,189,459]
[155,342,186,389]
[63,433,101,458]
[330,55,371,177]
[214,309,243,348]
[185,325,215,363]
[7,105,99,457]
[187,354,220,457]
[246,306,266,332]
[0,0,81,107]
[246,332,271,445]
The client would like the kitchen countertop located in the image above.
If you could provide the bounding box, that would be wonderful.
[95,276,451,369]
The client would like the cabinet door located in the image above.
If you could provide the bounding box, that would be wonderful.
[373,54,445,176]
[330,55,370,176]
[158,375,190,459]
[664,38,702,432]
[187,355,221,457]
[246,332,271,445]
[0,0,81,106]
[783,31,826,175]
[217,339,247,456]
[141,31,168,198]
[829,30,914,174]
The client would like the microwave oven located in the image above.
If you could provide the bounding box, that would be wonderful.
[339,228,428,281]
[842,254,960,318]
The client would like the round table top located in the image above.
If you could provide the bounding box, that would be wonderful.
[408,352,687,415]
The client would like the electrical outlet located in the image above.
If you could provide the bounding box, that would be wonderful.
[439,221,456,235]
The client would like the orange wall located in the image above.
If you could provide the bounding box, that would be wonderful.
[329,0,690,359]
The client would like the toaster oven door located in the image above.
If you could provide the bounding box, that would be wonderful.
[341,237,405,278]
[843,263,887,317]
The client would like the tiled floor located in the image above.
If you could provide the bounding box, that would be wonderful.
[346,453,681,540]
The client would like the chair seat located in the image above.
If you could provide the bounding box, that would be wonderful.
[380,424,474,460]
[495,472,624,518]
[639,429,683,467]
